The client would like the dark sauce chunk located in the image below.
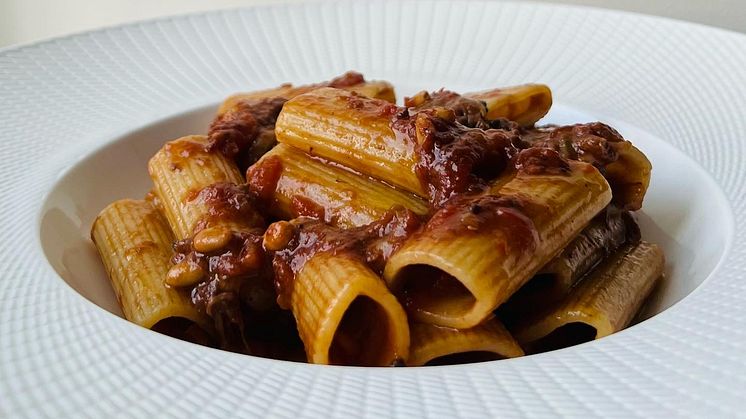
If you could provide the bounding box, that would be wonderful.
[391,108,520,206]
[207,97,286,168]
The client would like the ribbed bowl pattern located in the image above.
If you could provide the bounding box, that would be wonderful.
[1,1,745,417]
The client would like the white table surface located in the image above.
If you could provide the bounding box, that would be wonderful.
[1,0,744,48]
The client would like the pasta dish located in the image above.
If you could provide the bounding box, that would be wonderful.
[91,72,664,366]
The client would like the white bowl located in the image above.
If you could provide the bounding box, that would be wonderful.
[3,1,746,416]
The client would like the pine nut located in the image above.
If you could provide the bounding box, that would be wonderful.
[166,260,204,287]
[193,226,232,253]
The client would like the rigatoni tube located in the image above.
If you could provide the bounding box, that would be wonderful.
[522,122,651,211]
[499,208,638,323]
[384,159,612,329]
[247,143,429,228]
[513,241,664,353]
[211,77,396,167]
[275,87,425,196]
[465,84,553,126]
[91,199,210,334]
[408,317,523,367]
[275,87,528,206]
[290,252,410,366]
[148,135,262,239]
[217,74,396,116]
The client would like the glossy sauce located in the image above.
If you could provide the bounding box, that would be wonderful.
[167,81,638,363]
[326,71,366,88]
[206,71,367,169]
[246,154,284,204]
[163,138,210,171]
[424,193,539,252]
[207,97,287,169]
[521,122,624,168]
[405,89,490,128]
[498,206,642,326]
[172,226,266,349]
[268,208,421,309]
[289,195,327,220]
[188,182,264,233]
[391,108,520,206]
[514,147,571,176]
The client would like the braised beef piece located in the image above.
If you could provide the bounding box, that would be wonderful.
[172,228,266,351]
[172,182,271,351]
[189,182,264,233]
[406,90,490,128]
[207,97,287,170]
[514,147,571,176]
[326,71,366,88]
[520,122,624,169]
[392,108,521,206]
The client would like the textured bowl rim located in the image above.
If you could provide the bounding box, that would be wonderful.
[2,1,746,417]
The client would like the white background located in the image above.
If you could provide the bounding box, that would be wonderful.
[1,0,745,48]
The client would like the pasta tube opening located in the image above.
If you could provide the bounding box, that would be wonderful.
[425,352,503,366]
[386,158,612,329]
[291,253,410,366]
[525,322,597,354]
[499,208,640,325]
[91,199,212,334]
[151,316,213,346]
[514,241,664,353]
[266,215,417,365]
[408,317,524,366]
[329,295,398,366]
[396,265,477,320]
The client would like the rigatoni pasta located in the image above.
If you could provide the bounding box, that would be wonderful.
[276,87,425,195]
[148,134,259,239]
[522,122,652,210]
[263,213,418,365]
[408,317,523,366]
[216,71,395,116]
[384,158,612,329]
[92,72,665,366]
[91,199,210,339]
[247,143,428,228]
[210,72,396,169]
[148,134,270,350]
[499,208,639,323]
[513,241,664,353]
[288,251,409,366]
[276,87,651,207]
[465,83,553,126]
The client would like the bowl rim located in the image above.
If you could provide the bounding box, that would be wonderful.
[3,1,746,416]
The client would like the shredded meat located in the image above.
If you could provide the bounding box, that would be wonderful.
[172,229,266,351]
[207,97,286,169]
[189,182,264,233]
[392,108,520,206]
[514,147,571,176]
[406,90,490,128]
[521,122,624,168]
[327,71,366,88]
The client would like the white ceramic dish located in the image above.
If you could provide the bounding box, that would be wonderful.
[2,1,745,417]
